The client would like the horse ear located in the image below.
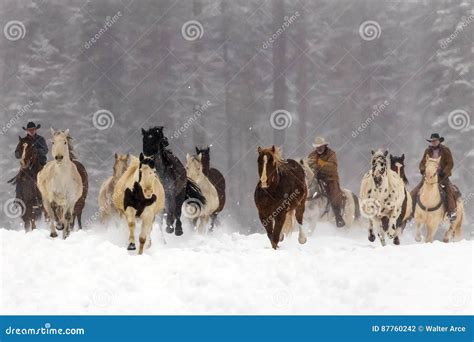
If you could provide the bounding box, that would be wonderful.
[139,153,144,162]
[389,154,393,160]
[186,153,191,162]
[197,153,202,161]
[50,127,55,136]
[141,128,146,135]
[195,147,199,154]
[371,150,375,155]
[64,129,70,136]
[271,145,275,152]
[114,153,118,159]
[257,146,262,153]
[18,136,21,141]
[401,154,405,161]
[383,150,388,157]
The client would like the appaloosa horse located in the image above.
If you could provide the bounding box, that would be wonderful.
[255,146,308,249]
[8,136,44,230]
[359,150,406,246]
[142,126,205,236]
[195,146,226,230]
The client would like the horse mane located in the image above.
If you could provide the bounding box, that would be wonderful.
[260,146,285,168]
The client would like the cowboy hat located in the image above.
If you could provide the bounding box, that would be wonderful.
[312,136,328,148]
[426,133,444,143]
[22,121,41,130]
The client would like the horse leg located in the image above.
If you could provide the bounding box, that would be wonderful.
[375,219,386,247]
[209,212,218,232]
[415,221,423,242]
[45,201,58,238]
[63,210,72,239]
[295,201,307,244]
[425,222,437,243]
[174,191,185,236]
[126,209,137,250]
[165,194,175,234]
[271,214,286,249]
[138,216,154,255]
[258,212,273,243]
[368,219,376,242]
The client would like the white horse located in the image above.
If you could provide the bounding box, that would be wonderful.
[359,150,406,246]
[37,129,83,239]
[185,153,218,234]
[113,154,165,255]
[414,156,464,243]
[299,159,360,231]
[98,153,130,223]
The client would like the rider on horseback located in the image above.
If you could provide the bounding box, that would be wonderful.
[15,122,48,166]
[411,133,457,222]
[307,137,345,227]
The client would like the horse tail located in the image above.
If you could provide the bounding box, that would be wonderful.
[352,192,360,221]
[185,178,206,207]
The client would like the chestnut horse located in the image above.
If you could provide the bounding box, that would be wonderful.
[254,146,308,249]
[195,146,225,230]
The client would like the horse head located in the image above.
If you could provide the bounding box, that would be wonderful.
[371,149,388,187]
[186,153,204,182]
[389,153,408,184]
[51,128,73,163]
[142,126,168,157]
[138,153,156,199]
[424,155,441,183]
[257,145,282,189]
[17,136,38,170]
[113,153,130,178]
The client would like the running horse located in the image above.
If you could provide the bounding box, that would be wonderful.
[8,136,44,230]
[195,146,226,230]
[142,126,205,236]
[255,146,308,249]
[389,154,412,232]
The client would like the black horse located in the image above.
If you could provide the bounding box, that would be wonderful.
[142,126,205,236]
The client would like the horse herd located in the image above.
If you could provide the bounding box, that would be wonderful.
[11,126,464,254]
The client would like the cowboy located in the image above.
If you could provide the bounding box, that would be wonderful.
[411,133,457,222]
[307,137,345,227]
[14,122,48,166]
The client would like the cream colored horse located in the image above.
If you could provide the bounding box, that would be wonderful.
[113,154,165,254]
[185,154,219,234]
[98,153,130,223]
[414,156,463,243]
[37,129,83,239]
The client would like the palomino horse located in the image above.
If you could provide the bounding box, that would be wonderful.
[98,153,130,222]
[414,156,463,243]
[142,126,205,236]
[195,146,226,230]
[8,136,44,230]
[254,146,308,249]
[389,154,412,232]
[113,153,165,254]
[359,150,406,246]
[299,158,360,229]
[185,153,219,234]
[37,129,83,239]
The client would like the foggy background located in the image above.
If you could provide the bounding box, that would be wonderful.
[0,0,472,234]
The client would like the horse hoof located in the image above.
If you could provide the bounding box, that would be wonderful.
[415,236,421,242]
[443,237,449,243]
[50,232,58,238]
[298,236,307,244]
[166,226,174,234]
[393,237,400,245]
[368,234,375,242]
[127,243,136,250]
[175,228,183,236]
[56,224,64,231]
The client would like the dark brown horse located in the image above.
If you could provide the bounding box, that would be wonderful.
[72,160,88,229]
[8,137,44,230]
[195,146,225,230]
[254,146,308,249]
[389,153,412,232]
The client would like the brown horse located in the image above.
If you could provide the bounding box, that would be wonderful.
[254,146,308,249]
[195,146,225,230]
[8,137,44,230]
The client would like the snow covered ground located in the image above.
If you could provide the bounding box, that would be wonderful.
[1,219,472,315]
